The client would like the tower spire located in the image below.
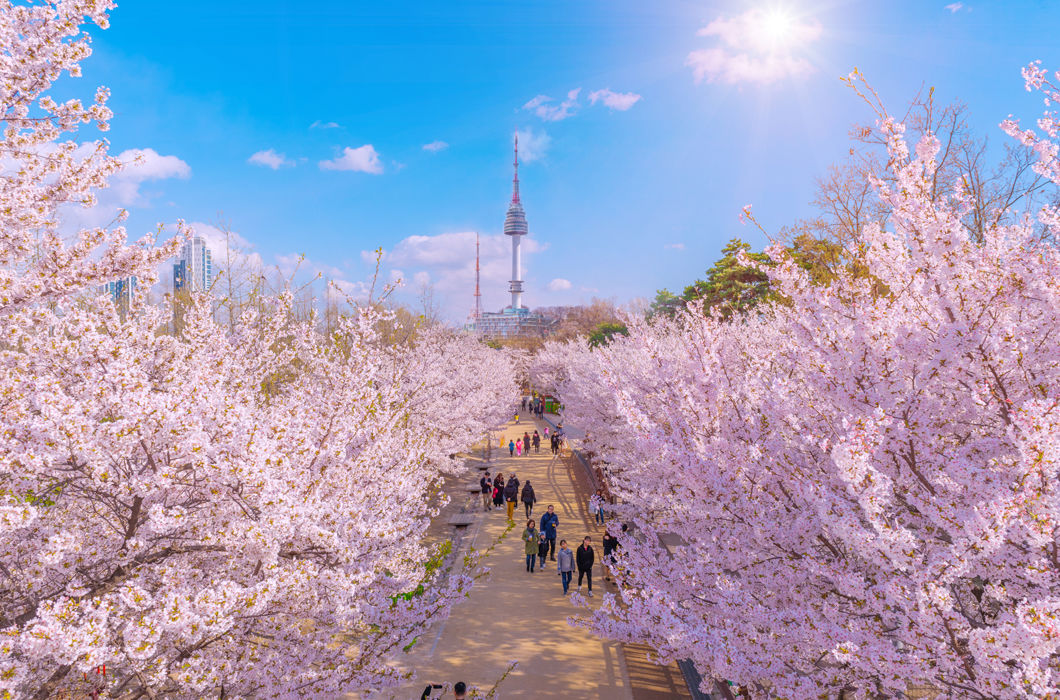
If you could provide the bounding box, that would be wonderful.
[512,132,520,204]
[474,233,482,325]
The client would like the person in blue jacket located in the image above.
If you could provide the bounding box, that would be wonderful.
[539,504,559,561]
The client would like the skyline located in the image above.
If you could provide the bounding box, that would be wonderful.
[58,1,1060,320]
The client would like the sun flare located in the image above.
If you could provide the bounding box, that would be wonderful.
[757,9,797,53]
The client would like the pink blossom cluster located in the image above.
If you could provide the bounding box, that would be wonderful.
[537,65,1060,698]
[0,3,518,696]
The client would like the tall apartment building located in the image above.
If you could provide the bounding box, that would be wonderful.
[100,276,137,307]
[173,236,213,293]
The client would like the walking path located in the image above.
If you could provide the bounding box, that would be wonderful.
[350,411,692,699]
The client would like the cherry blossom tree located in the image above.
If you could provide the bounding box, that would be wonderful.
[538,66,1060,699]
[0,3,518,696]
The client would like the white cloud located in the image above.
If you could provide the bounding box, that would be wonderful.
[945,3,965,12]
[515,128,550,163]
[588,89,641,111]
[687,9,822,85]
[665,243,685,250]
[548,278,572,291]
[423,140,449,153]
[413,270,431,287]
[247,149,293,170]
[368,231,549,318]
[319,145,384,174]
[59,147,190,231]
[188,221,264,274]
[310,120,341,129]
[523,88,582,122]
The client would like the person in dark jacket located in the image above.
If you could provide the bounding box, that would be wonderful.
[532,431,540,453]
[522,432,531,456]
[576,536,595,597]
[504,477,519,521]
[602,530,617,582]
[480,472,492,512]
[491,472,504,508]
[521,480,537,519]
[539,505,558,560]
[537,532,549,570]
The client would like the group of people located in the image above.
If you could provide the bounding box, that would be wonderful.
[481,470,539,520]
[521,394,546,418]
[503,428,564,458]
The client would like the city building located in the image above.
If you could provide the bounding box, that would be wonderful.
[100,276,137,308]
[173,236,213,293]
[471,134,553,338]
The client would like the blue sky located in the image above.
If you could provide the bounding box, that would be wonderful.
[66,0,1060,320]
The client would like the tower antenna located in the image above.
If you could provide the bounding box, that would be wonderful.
[474,233,482,328]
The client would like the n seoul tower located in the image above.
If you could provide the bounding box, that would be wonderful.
[503,133,529,310]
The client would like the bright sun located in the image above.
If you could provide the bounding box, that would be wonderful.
[757,9,796,53]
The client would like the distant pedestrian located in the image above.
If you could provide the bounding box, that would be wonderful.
[557,539,575,594]
[576,536,595,596]
[589,490,605,526]
[480,472,493,511]
[508,440,515,457]
[537,532,549,570]
[516,439,522,457]
[521,480,537,518]
[522,397,527,411]
[522,519,538,572]
[523,432,531,456]
[504,477,519,521]
[550,434,559,455]
[540,505,558,560]
[602,530,617,582]
[532,431,540,453]
[493,481,504,509]
[544,426,549,438]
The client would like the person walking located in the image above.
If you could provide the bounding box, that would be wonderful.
[602,530,617,582]
[523,432,531,456]
[532,430,540,454]
[537,532,549,571]
[576,536,595,596]
[521,480,537,519]
[539,505,558,560]
[522,519,538,572]
[589,490,606,526]
[480,472,492,511]
[544,426,549,438]
[508,439,515,457]
[504,477,519,521]
[556,539,575,594]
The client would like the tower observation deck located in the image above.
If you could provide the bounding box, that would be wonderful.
[469,133,553,339]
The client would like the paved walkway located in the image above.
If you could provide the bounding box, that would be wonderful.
[362,413,631,699]
[348,412,693,699]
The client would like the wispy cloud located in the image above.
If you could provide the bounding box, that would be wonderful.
[60,147,191,230]
[310,120,341,129]
[319,145,383,174]
[515,128,550,163]
[945,2,966,12]
[548,278,572,291]
[423,140,449,153]
[665,243,685,250]
[248,149,294,170]
[523,88,582,122]
[687,9,822,85]
[588,89,641,111]
[367,231,549,316]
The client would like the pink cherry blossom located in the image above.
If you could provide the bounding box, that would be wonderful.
[537,64,1060,699]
